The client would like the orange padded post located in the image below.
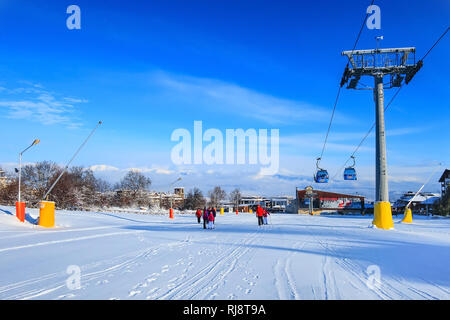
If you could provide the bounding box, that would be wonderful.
[16,201,25,222]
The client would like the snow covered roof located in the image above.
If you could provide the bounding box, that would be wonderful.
[439,169,450,183]
[422,197,440,205]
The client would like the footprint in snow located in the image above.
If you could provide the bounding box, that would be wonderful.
[147,287,159,294]
[128,290,141,297]
[146,288,160,299]
[210,293,219,299]
[57,293,76,300]
[161,265,169,273]
[133,282,148,289]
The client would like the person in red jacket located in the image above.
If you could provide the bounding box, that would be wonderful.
[195,208,202,224]
[256,205,264,226]
[207,210,215,229]
[263,209,270,225]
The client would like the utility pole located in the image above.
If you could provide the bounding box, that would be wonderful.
[341,41,422,229]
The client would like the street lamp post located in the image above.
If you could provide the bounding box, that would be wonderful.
[168,177,182,219]
[16,139,40,222]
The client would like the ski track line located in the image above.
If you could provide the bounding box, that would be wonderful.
[419,278,450,296]
[155,230,260,300]
[168,231,259,300]
[274,260,286,299]
[314,230,388,300]
[312,228,367,300]
[0,225,122,241]
[321,254,330,300]
[377,273,439,300]
[321,240,342,300]
[291,224,333,300]
[191,230,262,300]
[285,257,301,300]
[314,227,399,300]
[326,227,435,300]
[0,230,148,253]
[330,225,447,300]
[274,240,305,300]
[1,246,157,300]
[1,238,191,300]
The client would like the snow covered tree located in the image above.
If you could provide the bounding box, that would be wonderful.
[119,170,152,197]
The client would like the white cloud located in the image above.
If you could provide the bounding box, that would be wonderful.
[125,167,175,175]
[89,164,120,172]
[0,83,85,127]
[151,71,346,125]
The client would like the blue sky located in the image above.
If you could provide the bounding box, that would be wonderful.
[0,0,449,200]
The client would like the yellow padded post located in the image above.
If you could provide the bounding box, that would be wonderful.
[402,208,413,224]
[373,201,394,230]
[39,201,55,228]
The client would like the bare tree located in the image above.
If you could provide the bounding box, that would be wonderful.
[22,161,60,197]
[208,186,226,208]
[17,162,113,209]
[0,177,18,205]
[229,188,242,211]
[184,188,206,210]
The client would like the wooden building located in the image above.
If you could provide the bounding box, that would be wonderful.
[439,169,450,196]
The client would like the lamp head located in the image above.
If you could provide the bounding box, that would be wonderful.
[32,139,40,145]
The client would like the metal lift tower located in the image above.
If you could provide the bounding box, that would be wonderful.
[341,44,422,229]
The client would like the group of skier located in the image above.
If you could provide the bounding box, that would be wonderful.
[195,207,216,229]
[195,204,270,229]
[256,205,270,226]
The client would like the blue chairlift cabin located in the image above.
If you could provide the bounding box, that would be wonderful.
[314,158,329,183]
[343,156,357,181]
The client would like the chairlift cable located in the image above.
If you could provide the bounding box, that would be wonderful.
[420,27,449,61]
[317,0,375,166]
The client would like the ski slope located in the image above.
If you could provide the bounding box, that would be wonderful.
[0,205,449,300]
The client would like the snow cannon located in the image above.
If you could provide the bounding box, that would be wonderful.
[15,201,25,223]
[169,208,174,219]
[372,202,394,230]
[402,208,413,224]
[39,201,55,228]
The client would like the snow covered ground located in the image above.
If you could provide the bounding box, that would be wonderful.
[0,205,449,300]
